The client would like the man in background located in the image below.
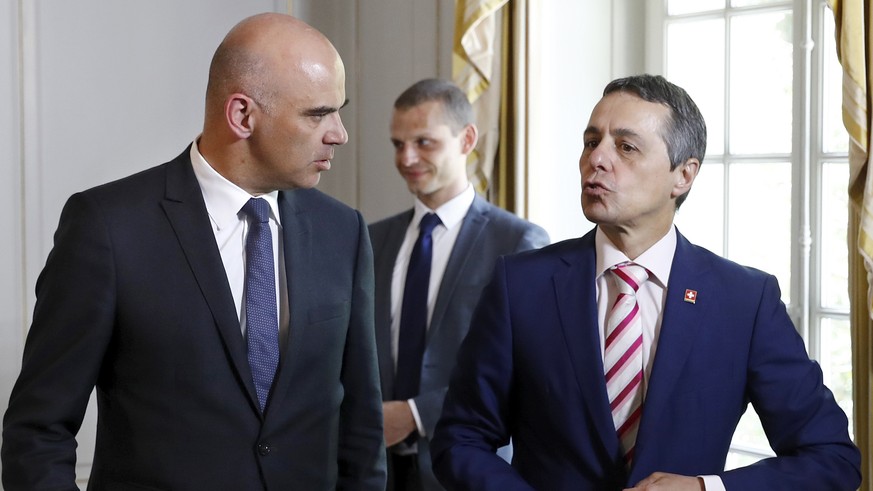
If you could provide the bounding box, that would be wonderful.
[369,78,549,491]
[431,74,860,490]
[2,13,385,490]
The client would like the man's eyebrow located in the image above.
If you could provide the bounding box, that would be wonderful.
[612,127,641,139]
[303,99,350,117]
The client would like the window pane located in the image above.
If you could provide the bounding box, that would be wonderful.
[729,11,793,155]
[675,162,725,255]
[731,0,789,7]
[821,162,849,309]
[726,410,773,471]
[667,19,725,156]
[820,317,853,435]
[822,9,849,154]
[668,0,725,15]
[728,162,792,303]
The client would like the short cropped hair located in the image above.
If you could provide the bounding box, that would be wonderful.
[394,78,474,133]
[604,74,707,208]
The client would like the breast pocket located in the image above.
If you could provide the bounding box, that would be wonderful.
[290,301,351,383]
[308,301,349,326]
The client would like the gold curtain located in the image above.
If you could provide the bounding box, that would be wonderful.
[830,0,873,488]
[494,4,516,211]
[453,0,517,209]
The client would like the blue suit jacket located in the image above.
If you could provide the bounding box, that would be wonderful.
[369,195,549,490]
[431,227,860,491]
[2,148,386,490]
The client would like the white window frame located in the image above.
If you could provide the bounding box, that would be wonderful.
[645,0,852,464]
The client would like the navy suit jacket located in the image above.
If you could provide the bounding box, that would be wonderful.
[369,195,548,490]
[431,227,860,491]
[2,148,386,490]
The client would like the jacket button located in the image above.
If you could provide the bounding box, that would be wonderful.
[257,443,271,456]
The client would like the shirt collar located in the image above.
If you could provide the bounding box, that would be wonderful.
[190,139,281,230]
[411,183,475,231]
[594,225,677,287]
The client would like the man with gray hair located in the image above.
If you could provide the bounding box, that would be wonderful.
[432,74,860,491]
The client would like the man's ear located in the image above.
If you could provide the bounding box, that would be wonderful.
[672,157,700,199]
[225,93,255,139]
[460,123,479,155]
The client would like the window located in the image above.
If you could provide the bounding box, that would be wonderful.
[648,0,852,467]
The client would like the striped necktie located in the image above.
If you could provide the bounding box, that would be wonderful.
[604,262,648,465]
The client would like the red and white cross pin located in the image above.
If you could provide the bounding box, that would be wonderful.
[684,289,697,304]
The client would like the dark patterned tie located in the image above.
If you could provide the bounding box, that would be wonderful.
[242,197,280,412]
[394,213,442,403]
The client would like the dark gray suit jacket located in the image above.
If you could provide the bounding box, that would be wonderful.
[368,195,549,490]
[2,148,386,490]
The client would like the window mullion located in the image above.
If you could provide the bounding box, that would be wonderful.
[793,0,815,348]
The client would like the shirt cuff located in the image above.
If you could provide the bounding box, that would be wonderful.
[699,475,725,491]
[407,398,426,436]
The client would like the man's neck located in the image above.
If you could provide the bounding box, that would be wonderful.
[599,221,674,260]
[418,180,470,211]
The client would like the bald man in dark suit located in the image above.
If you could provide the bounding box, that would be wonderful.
[2,13,385,490]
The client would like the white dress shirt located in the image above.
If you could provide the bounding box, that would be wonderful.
[390,184,476,436]
[594,226,725,491]
[189,140,290,344]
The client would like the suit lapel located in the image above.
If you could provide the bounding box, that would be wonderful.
[428,196,489,342]
[160,150,259,411]
[266,189,312,412]
[554,231,619,458]
[371,211,411,397]
[632,231,710,473]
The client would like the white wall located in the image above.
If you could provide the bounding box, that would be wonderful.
[299,0,456,223]
[527,0,647,242]
[0,1,643,488]
[0,6,24,486]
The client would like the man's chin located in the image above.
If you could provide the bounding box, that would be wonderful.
[581,203,608,225]
[406,183,431,196]
[286,172,322,190]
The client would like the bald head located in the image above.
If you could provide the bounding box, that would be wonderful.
[205,13,340,117]
[199,13,348,194]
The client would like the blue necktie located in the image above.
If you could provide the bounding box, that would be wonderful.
[394,213,442,402]
[242,197,280,412]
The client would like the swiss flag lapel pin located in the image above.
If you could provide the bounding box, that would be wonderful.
[684,289,697,304]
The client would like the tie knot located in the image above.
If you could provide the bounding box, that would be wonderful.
[419,213,441,236]
[610,262,648,294]
[242,198,270,224]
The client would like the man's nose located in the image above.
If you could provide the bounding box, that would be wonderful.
[586,143,610,171]
[397,144,419,166]
[325,113,348,146]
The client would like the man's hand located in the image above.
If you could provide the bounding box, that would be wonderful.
[625,472,705,491]
[382,400,417,446]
